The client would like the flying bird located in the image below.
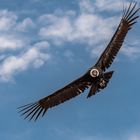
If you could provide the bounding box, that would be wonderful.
[18,2,139,121]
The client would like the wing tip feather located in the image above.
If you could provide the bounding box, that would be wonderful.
[18,102,48,122]
[123,1,139,21]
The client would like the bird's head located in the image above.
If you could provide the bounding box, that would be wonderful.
[90,68,101,78]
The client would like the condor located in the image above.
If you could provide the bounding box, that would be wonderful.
[18,2,139,121]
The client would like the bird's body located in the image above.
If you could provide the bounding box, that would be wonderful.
[18,2,140,121]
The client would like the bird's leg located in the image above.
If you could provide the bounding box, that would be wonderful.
[99,78,107,89]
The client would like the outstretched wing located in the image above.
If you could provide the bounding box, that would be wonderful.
[95,2,139,71]
[18,74,91,121]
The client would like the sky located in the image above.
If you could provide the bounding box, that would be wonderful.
[0,0,140,140]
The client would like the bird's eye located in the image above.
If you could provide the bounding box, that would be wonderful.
[90,69,99,77]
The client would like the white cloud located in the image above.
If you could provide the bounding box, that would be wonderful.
[121,41,140,59]
[73,13,117,45]
[0,10,28,52]
[39,16,73,44]
[38,0,139,60]
[39,12,118,47]
[79,0,96,13]
[79,0,128,13]
[128,133,140,140]
[94,0,127,12]
[38,6,120,60]
[0,36,25,51]
[0,42,50,82]
[33,41,50,49]
[121,46,140,59]
[0,10,17,31]
[52,126,140,140]
[0,8,50,82]
[16,17,35,32]
[77,132,140,140]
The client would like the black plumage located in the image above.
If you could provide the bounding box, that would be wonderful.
[18,2,139,121]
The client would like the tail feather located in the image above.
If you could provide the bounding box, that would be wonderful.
[104,71,114,80]
[87,83,99,98]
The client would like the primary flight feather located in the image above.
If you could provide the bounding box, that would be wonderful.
[18,2,139,121]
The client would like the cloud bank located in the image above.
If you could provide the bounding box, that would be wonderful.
[0,10,50,82]
[0,0,139,82]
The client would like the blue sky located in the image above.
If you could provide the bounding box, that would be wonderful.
[0,0,140,140]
